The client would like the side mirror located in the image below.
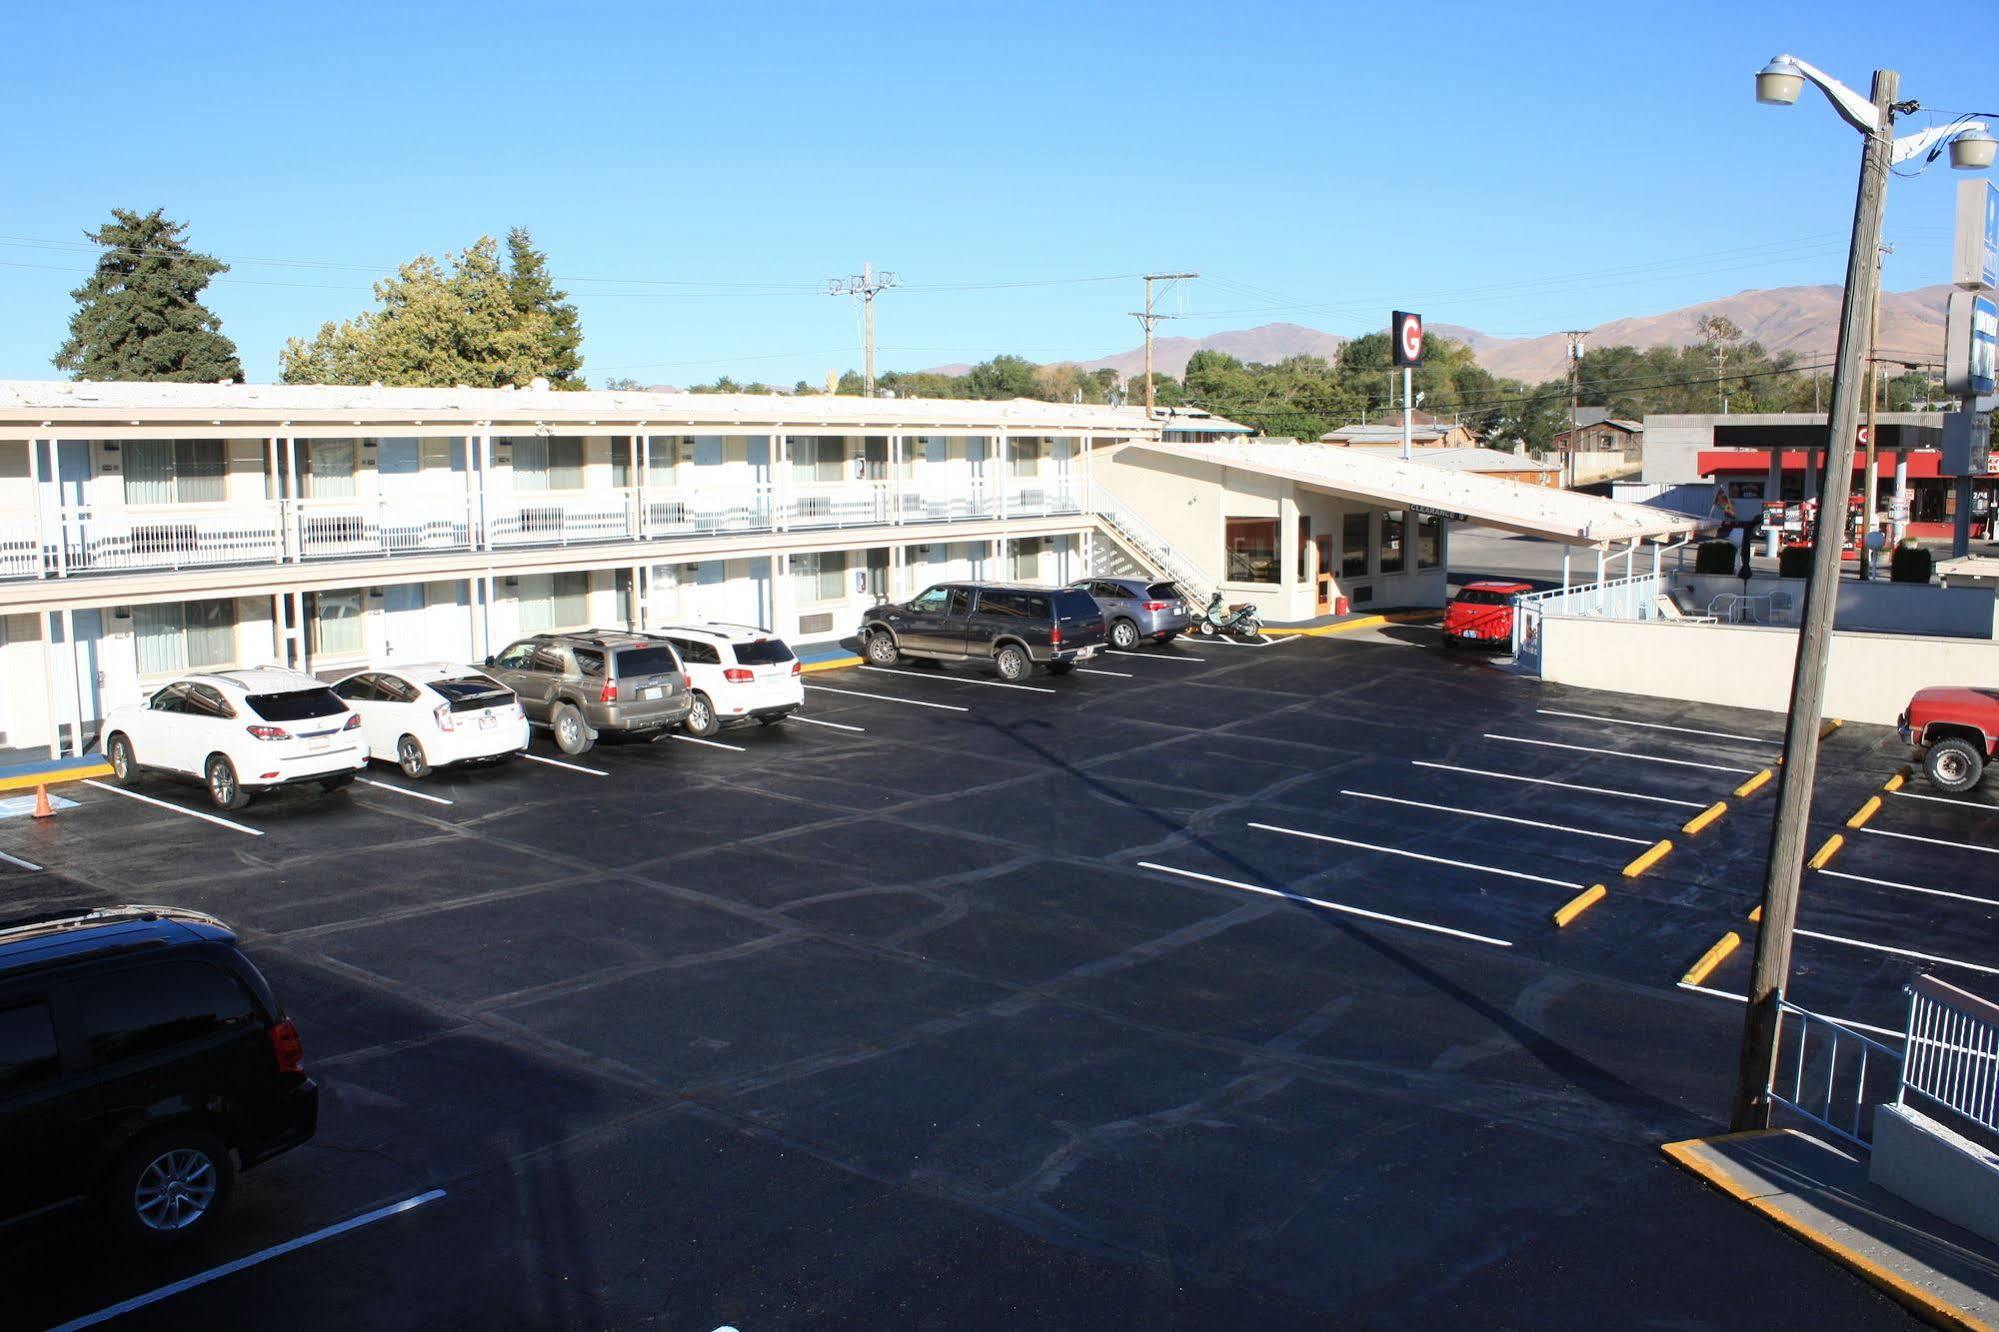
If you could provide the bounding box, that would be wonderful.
[483,655,495,667]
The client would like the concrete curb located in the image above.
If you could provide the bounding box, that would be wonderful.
[1682,932,1741,986]
[1552,883,1607,927]
[1262,610,1444,638]
[1623,837,1674,878]
[0,760,114,793]
[1662,1134,1999,1332]
[1735,768,1775,798]
[1682,801,1729,836]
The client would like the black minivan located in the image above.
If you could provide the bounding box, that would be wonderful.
[858,582,1108,680]
[0,907,318,1245]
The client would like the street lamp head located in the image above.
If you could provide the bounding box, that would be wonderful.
[1949,125,1997,171]
[1755,56,1805,106]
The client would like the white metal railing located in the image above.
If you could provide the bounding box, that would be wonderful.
[645,485,775,538]
[1003,477,1086,518]
[52,502,286,573]
[0,511,37,579]
[1087,482,1212,603]
[488,488,637,547]
[296,496,476,558]
[1769,999,1905,1149]
[1900,975,1999,1139]
[1512,573,1667,670]
[787,482,895,529]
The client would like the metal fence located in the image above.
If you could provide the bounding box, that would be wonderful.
[1510,573,1666,674]
[1900,974,1999,1138]
[1769,1000,1906,1149]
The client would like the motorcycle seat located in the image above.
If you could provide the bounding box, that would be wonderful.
[1228,602,1253,613]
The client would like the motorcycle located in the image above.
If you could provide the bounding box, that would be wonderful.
[1196,591,1264,640]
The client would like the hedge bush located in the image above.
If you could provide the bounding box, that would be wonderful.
[1778,545,1815,580]
[1695,540,1738,575]
[1891,540,1933,584]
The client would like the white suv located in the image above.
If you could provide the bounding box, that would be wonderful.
[102,667,368,810]
[331,662,529,778]
[653,624,804,737]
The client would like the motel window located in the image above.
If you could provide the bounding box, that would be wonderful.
[518,572,590,632]
[1379,510,1408,575]
[1416,513,1442,570]
[1341,512,1369,578]
[1009,538,1046,581]
[792,437,848,484]
[308,591,364,657]
[511,437,584,492]
[304,440,358,498]
[1225,518,1280,584]
[133,598,237,676]
[922,436,948,464]
[1010,437,1044,478]
[122,440,226,506]
[793,551,847,603]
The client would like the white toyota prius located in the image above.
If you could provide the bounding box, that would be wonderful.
[330,663,528,778]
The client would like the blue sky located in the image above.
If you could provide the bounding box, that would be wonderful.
[2,0,1992,386]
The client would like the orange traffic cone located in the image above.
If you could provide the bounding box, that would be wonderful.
[31,784,53,819]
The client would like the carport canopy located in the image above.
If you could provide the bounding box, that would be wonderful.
[1129,439,1700,546]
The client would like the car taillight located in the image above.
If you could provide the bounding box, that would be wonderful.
[790,660,802,677]
[246,724,289,741]
[1050,624,1063,646]
[724,668,753,683]
[1143,600,1170,612]
[343,713,361,731]
[269,1018,305,1074]
[681,674,692,690]
[599,681,618,704]
[434,703,455,732]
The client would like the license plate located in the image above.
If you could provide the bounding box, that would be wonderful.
[642,686,662,700]
[1462,630,1479,638]
[309,741,330,752]
[1080,647,1099,659]
[479,715,497,729]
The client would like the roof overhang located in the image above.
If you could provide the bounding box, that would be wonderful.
[1122,439,1699,547]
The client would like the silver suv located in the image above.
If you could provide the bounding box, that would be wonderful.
[483,632,691,754]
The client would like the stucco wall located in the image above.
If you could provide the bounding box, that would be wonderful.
[1538,615,1999,724]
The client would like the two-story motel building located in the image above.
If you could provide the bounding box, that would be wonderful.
[0,379,1690,757]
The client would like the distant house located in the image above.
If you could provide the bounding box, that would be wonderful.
[1549,407,1643,453]
[1319,411,1482,451]
[1154,408,1254,445]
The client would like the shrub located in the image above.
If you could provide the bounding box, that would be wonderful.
[1891,540,1933,584]
[1695,540,1738,575]
[1778,545,1815,580]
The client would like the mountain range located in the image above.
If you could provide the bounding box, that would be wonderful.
[928,283,1956,386]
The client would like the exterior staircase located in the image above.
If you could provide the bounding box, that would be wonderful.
[1087,482,1213,604]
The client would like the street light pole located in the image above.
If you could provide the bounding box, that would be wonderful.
[1730,68,1898,1130]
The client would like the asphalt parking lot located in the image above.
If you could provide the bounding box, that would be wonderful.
[0,628,1937,1330]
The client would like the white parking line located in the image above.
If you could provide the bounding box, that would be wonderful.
[1818,868,1999,910]
[520,753,609,777]
[359,779,453,806]
[789,715,865,732]
[673,734,747,753]
[1248,821,1587,890]
[861,666,1055,695]
[1890,790,1999,811]
[1411,761,1709,809]
[1338,789,1653,846]
[1535,708,1781,746]
[1483,733,1758,775]
[82,780,264,836]
[1077,668,1134,678]
[49,1189,446,1332]
[1136,861,1513,948]
[1675,982,1903,1040]
[1861,827,1999,856]
[0,849,41,871]
[805,684,969,713]
[1106,649,1203,662]
[1794,927,1999,979]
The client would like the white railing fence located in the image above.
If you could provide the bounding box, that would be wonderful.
[296,496,476,558]
[1900,974,1999,1139]
[489,488,638,547]
[1768,1000,1905,1150]
[1088,482,1212,604]
[54,503,286,573]
[1511,572,1667,671]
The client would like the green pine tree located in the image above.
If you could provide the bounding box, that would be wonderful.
[505,227,584,388]
[55,208,243,382]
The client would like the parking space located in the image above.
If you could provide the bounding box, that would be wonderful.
[0,639,1929,1330]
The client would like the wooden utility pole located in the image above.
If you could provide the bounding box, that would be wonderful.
[1730,69,1899,1131]
[825,262,899,396]
[1132,272,1198,417]
[1562,331,1588,488]
[1861,242,1891,577]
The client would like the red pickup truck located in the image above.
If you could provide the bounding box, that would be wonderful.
[1900,687,1999,794]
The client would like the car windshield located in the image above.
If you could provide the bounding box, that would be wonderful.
[1455,589,1513,606]
[431,676,513,712]
[245,688,347,722]
[614,646,679,677]
[1145,582,1181,601]
[732,639,794,666]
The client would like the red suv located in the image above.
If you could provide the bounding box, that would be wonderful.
[1443,580,1534,650]
[1900,687,1999,794]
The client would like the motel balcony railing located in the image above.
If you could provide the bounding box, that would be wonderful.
[0,473,1095,582]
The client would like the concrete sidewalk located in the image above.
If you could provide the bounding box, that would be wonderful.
[1665,1129,1999,1332]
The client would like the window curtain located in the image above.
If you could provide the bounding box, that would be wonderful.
[547,438,584,491]
[132,603,187,674]
[306,440,357,498]
[549,571,588,627]
[175,441,226,503]
[123,442,176,506]
[511,438,548,492]
[310,592,362,656]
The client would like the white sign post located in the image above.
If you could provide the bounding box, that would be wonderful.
[1392,311,1424,461]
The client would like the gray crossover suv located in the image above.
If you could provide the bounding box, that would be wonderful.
[859,583,1107,680]
[484,631,691,754]
[1070,577,1192,649]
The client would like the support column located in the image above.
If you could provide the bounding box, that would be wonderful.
[27,438,47,579]
[41,612,62,759]
[1803,448,1818,508]
[1278,485,1301,614]
[996,431,1009,520]
[1765,449,1782,504]
[1892,451,1910,546]
[631,562,646,631]
[771,553,795,638]
[289,591,307,671]
[773,434,790,532]
[60,606,83,757]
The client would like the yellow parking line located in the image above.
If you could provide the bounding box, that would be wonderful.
[1846,796,1883,829]
[0,762,113,793]
[1262,610,1443,638]
[1808,833,1845,870]
[1682,801,1729,836]
[1682,932,1742,986]
[1883,770,1907,793]
[1552,883,1608,927]
[1623,838,1674,878]
[800,655,862,674]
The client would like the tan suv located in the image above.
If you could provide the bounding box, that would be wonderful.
[483,631,691,754]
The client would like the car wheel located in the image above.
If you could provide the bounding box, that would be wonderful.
[994,644,1029,681]
[685,692,720,738]
[551,702,593,755]
[106,1127,235,1247]
[865,629,900,666]
[1110,619,1140,650]
[319,772,355,792]
[1046,661,1076,676]
[205,755,249,811]
[107,733,136,784]
[1925,737,1986,795]
[397,735,431,779]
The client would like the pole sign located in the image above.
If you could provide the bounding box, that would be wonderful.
[1392,311,1424,367]
[1941,411,1991,478]
[1954,180,1999,291]
[1945,290,1998,397]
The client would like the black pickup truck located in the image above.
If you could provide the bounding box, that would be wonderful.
[858,583,1107,680]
